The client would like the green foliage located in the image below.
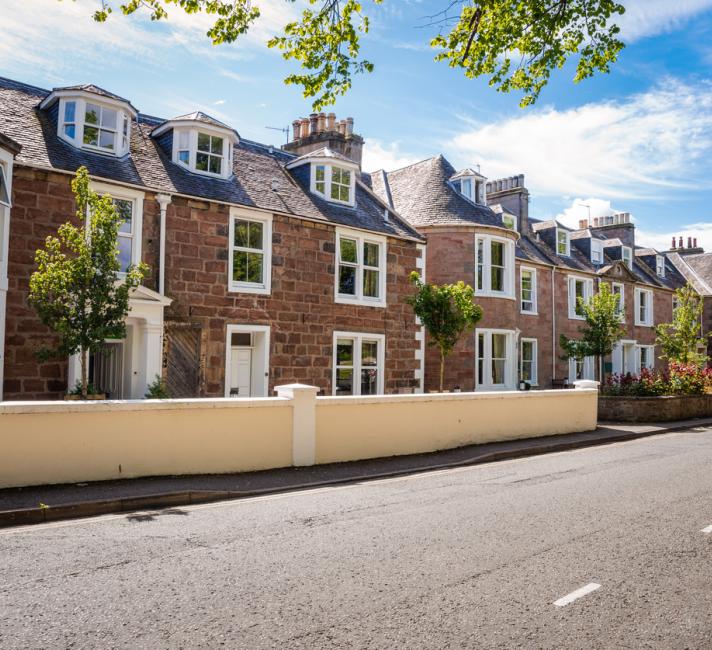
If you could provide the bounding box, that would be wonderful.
[85,0,628,110]
[405,271,482,391]
[69,380,99,396]
[560,282,625,380]
[655,284,709,366]
[28,167,147,398]
[145,375,171,399]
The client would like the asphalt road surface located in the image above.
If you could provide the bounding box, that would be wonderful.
[2,425,712,649]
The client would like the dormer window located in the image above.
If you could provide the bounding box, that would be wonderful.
[453,170,486,205]
[152,113,238,180]
[313,164,354,205]
[557,229,570,256]
[59,98,132,156]
[656,255,665,277]
[501,212,517,231]
[622,246,633,270]
[591,239,603,264]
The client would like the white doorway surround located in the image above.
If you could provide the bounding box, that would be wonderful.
[68,285,172,399]
[225,324,270,398]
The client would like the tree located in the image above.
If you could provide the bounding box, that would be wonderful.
[28,167,147,398]
[656,284,709,366]
[560,281,625,383]
[85,1,626,109]
[406,272,482,392]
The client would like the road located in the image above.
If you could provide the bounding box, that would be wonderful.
[2,425,712,649]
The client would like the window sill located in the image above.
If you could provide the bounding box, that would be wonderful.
[335,295,386,308]
[520,309,538,316]
[229,284,271,296]
[568,313,585,321]
[474,291,516,301]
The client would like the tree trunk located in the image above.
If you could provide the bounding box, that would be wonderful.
[598,355,604,387]
[80,348,88,399]
[439,349,445,393]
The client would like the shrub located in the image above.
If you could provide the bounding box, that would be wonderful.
[602,369,667,397]
[667,362,711,396]
[145,375,170,399]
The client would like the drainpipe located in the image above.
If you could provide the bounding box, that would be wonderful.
[156,194,172,295]
[551,267,556,383]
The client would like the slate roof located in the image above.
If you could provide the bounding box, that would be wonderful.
[43,83,138,114]
[287,146,355,167]
[0,76,421,241]
[668,252,712,295]
[366,155,502,228]
[0,132,21,155]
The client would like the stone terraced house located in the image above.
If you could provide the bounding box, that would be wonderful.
[367,156,707,391]
[0,77,425,400]
[0,75,709,400]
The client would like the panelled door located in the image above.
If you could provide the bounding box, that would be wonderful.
[230,347,252,397]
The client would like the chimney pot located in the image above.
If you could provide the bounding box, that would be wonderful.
[309,113,319,136]
[299,118,310,139]
[694,237,698,248]
[317,112,326,133]
[292,119,301,142]
[579,219,588,229]
[338,120,346,135]
[678,236,683,249]
[671,236,676,249]
[345,117,354,137]
[688,236,693,249]
[327,113,336,130]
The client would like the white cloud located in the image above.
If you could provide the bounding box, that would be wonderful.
[449,80,712,201]
[618,0,712,41]
[362,140,420,172]
[214,99,226,106]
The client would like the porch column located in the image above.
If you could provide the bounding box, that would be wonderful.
[140,323,164,397]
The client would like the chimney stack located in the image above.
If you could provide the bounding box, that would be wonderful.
[282,112,365,168]
[688,236,693,249]
[671,236,676,250]
[579,219,589,229]
[694,237,698,248]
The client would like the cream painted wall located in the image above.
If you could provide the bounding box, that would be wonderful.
[0,388,598,489]
[0,399,293,488]
[315,389,597,465]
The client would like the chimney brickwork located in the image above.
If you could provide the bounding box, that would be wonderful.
[485,174,530,234]
[282,113,364,168]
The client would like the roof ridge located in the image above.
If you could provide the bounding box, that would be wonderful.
[379,154,442,176]
[0,76,49,96]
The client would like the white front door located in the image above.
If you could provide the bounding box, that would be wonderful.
[230,347,252,397]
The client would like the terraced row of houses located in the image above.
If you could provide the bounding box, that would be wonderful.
[0,76,710,400]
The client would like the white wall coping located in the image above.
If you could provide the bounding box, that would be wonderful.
[0,396,292,415]
[317,388,597,406]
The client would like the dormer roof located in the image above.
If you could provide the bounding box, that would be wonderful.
[151,112,239,141]
[285,146,357,169]
[450,167,486,181]
[38,83,138,117]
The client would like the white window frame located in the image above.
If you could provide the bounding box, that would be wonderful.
[568,356,595,383]
[475,328,516,391]
[611,282,625,323]
[556,228,570,256]
[57,96,132,158]
[622,246,633,270]
[637,344,655,373]
[228,208,272,295]
[334,227,387,308]
[519,338,538,386]
[172,127,233,180]
[656,255,666,278]
[460,177,473,199]
[635,288,654,326]
[332,331,385,396]
[567,275,594,320]
[591,239,604,264]
[89,182,144,273]
[475,234,516,299]
[310,163,356,207]
[520,266,537,315]
[0,161,10,208]
[224,324,270,398]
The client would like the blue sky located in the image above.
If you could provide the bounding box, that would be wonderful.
[2,0,712,250]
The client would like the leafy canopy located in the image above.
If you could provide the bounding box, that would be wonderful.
[560,281,625,373]
[85,0,627,109]
[28,166,147,395]
[655,284,710,366]
[406,271,482,391]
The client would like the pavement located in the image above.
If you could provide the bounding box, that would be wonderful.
[1,422,712,648]
[1,417,710,527]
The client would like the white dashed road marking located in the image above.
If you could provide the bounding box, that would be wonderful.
[701,524,712,534]
[554,583,601,607]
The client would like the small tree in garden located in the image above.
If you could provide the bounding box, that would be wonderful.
[28,167,146,398]
[656,284,709,366]
[560,281,625,383]
[406,272,483,392]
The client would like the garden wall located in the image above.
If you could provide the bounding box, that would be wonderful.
[598,395,712,423]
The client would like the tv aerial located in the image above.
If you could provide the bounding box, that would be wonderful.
[266,125,290,144]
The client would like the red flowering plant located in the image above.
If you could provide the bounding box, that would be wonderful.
[602,369,667,397]
[667,361,712,395]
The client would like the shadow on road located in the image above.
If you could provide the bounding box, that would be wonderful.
[126,508,190,523]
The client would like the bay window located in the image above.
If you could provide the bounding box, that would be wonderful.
[476,329,515,390]
[635,288,653,326]
[519,338,538,386]
[229,209,272,294]
[520,267,537,314]
[568,276,594,320]
[475,235,515,298]
[335,229,386,307]
[57,96,133,157]
[333,332,385,395]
